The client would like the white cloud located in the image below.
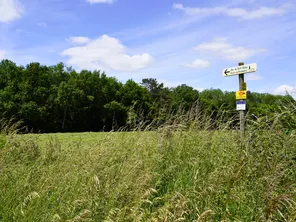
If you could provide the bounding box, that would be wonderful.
[194,38,266,61]
[241,5,291,20]
[172,3,183,10]
[173,3,291,20]
[68,37,90,44]
[87,0,114,4]
[0,50,6,60]
[274,85,296,95]
[245,73,262,81]
[0,0,23,23]
[37,22,47,27]
[185,59,210,68]
[195,87,205,92]
[61,34,154,72]
[157,79,178,88]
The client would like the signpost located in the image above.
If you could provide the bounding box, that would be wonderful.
[222,63,257,77]
[222,62,257,141]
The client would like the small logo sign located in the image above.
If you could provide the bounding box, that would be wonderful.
[236,100,246,111]
[236,91,247,100]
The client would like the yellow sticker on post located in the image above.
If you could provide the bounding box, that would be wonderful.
[236,90,247,100]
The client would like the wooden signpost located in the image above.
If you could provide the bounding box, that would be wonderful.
[222,62,257,140]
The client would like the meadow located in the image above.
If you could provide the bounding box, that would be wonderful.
[0,110,296,221]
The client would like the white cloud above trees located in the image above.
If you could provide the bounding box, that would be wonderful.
[0,0,23,23]
[61,35,154,72]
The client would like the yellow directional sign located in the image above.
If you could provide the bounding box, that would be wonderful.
[236,90,247,100]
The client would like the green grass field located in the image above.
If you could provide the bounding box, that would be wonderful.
[0,128,296,221]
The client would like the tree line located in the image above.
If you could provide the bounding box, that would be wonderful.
[0,59,294,133]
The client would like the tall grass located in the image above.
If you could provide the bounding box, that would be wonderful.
[0,102,295,221]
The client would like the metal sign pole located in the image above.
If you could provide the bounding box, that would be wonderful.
[238,62,245,141]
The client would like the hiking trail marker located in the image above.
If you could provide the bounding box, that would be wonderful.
[236,100,246,111]
[222,63,257,77]
[222,62,257,141]
[236,90,247,100]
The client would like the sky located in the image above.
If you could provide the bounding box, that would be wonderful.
[0,0,296,96]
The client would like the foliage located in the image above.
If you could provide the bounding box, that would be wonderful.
[0,108,296,221]
[0,59,295,133]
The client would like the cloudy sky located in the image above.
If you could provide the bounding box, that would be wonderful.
[0,0,295,95]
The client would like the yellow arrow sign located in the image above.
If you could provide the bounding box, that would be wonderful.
[236,90,247,100]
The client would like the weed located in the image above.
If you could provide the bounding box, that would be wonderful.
[0,102,296,221]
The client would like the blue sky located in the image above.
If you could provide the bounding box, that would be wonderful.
[0,0,296,95]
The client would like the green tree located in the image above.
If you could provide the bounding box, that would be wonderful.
[172,84,199,110]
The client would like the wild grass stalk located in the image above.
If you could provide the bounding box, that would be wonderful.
[0,102,295,221]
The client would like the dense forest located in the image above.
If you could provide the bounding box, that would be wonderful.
[0,59,294,133]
